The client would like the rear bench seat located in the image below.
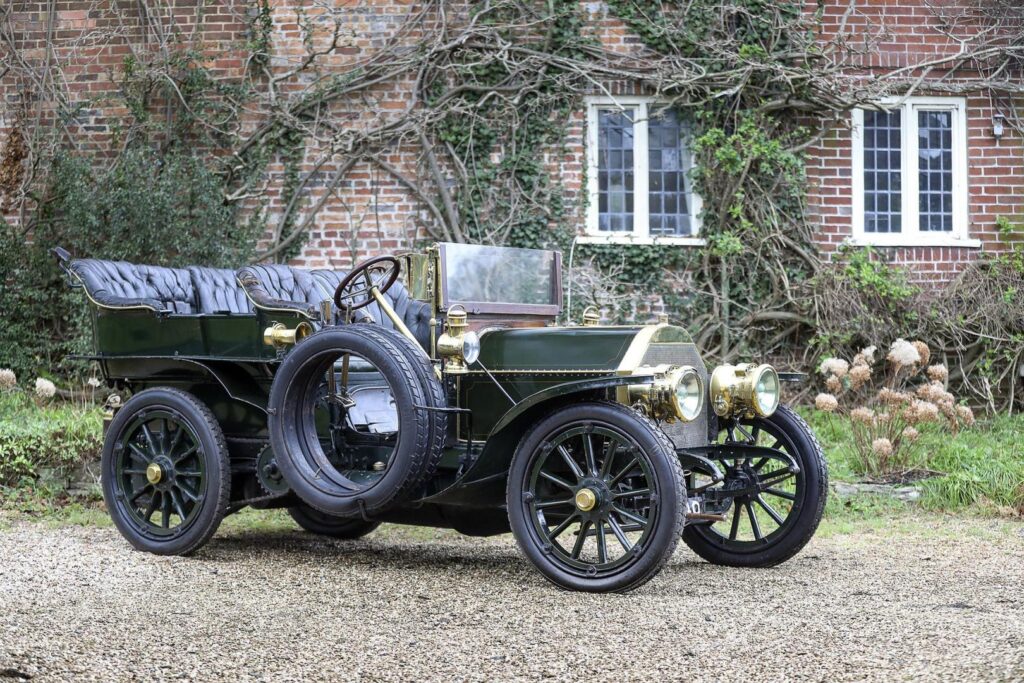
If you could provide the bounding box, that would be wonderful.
[70,259,198,314]
[69,259,253,315]
[189,267,253,314]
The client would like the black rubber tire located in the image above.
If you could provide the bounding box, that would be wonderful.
[101,388,231,556]
[288,503,381,539]
[352,324,447,485]
[507,402,687,593]
[682,404,828,568]
[268,325,445,517]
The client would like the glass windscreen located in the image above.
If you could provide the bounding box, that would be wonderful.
[442,243,558,307]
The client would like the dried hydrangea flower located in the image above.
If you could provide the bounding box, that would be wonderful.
[34,377,56,399]
[819,358,850,378]
[887,338,921,368]
[851,407,875,424]
[853,345,877,366]
[815,393,839,413]
[916,381,947,403]
[927,364,949,383]
[871,438,894,457]
[876,411,892,424]
[901,426,920,442]
[849,364,872,389]
[937,396,956,417]
[0,368,15,390]
[904,399,939,425]
[956,405,975,426]
[826,375,842,393]
[911,341,931,367]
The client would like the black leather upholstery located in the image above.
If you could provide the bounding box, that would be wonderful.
[235,265,323,318]
[188,267,253,314]
[312,270,432,350]
[70,259,195,314]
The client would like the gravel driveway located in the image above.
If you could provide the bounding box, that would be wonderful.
[0,514,1021,682]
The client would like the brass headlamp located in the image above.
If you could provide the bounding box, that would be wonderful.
[436,305,480,375]
[626,364,704,423]
[263,321,313,348]
[709,363,780,418]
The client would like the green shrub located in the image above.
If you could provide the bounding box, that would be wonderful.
[804,407,1024,515]
[0,392,103,486]
[0,146,258,379]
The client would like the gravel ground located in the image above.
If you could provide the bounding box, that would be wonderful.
[0,515,1022,682]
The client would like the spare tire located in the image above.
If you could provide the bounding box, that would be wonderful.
[268,324,447,517]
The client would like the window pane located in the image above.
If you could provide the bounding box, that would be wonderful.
[648,109,693,236]
[918,109,953,232]
[863,110,902,234]
[598,109,635,232]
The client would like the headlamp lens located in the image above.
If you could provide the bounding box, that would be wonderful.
[462,331,481,365]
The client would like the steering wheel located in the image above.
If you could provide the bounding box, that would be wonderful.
[333,255,402,311]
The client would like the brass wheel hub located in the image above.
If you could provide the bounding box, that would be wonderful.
[575,488,597,512]
[146,462,164,485]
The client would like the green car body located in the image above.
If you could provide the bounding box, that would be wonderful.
[62,242,827,592]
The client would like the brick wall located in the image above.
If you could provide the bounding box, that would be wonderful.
[806,0,1024,284]
[2,0,1020,284]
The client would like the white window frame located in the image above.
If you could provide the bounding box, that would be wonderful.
[850,96,978,248]
[581,96,704,246]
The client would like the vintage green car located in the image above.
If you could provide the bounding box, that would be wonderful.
[56,242,826,592]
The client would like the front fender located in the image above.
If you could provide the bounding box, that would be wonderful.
[487,374,653,435]
[422,374,654,506]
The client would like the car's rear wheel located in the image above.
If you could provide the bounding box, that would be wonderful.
[101,388,231,556]
[682,404,827,567]
[507,402,686,593]
[288,503,381,539]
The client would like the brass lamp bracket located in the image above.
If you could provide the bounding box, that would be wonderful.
[263,321,313,348]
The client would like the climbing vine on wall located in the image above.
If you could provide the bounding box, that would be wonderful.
[3,0,1024,392]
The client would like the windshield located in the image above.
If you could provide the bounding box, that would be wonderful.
[440,243,561,313]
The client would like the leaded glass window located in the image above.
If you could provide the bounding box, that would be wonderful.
[853,98,968,245]
[588,99,701,241]
[918,110,953,232]
[597,109,635,232]
[863,110,902,234]
[648,110,692,236]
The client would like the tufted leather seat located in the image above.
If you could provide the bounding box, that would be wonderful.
[235,265,324,318]
[312,270,433,350]
[188,267,253,314]
[70,259,196,314]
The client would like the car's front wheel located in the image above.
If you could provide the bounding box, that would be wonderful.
[682,404,828,567]
[507,402,686,593]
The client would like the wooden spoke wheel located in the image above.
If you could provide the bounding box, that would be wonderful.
[683,405,828,567]
[102,388,230,556]
[508,402,686,593]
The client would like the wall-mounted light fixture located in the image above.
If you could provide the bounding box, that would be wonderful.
[993,113,1006,140]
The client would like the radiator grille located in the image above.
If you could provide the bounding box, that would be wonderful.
[640,342,709,449]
